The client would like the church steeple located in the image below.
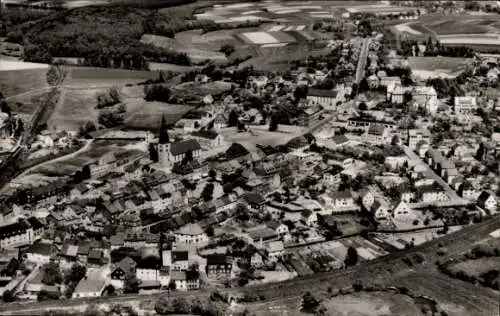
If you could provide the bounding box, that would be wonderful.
[159,115,169,144]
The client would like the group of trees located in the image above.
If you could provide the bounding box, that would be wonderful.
[144,84,172,103]
[155,297,226,316]
[96,88,121,109]
[14,6,191,67]
[64,264,87,298]
[399,37,474,58]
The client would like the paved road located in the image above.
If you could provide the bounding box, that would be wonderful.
[402,145,468,207]
[2,215,499,314]
[355,37,370,84]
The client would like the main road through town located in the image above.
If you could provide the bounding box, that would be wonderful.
[1,214,499,315]
[355,37,370,84]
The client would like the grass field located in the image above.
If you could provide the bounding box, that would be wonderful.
[408,56,471,79]
[28,140,146,177]
[449,257,500,278]
[123,99,193,130]
[66,66,159,87]
[7,90,52,115]
[0,68,49,97]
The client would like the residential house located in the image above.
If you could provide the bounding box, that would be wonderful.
[89,152,117,178]
[372,200,391,220]
[111,256,137,281]
[170,270,200,291]
[59,243,80,267]
[408,129,431,150]
[267,221,289,236]
[364,125,388,143]
[419,185,448,203]
[477,191,497,212]
[205,254,232,279]
[171,251,189,271]
[458,182,478,201]
[392,201,416,222]
[72,278,106,299]
[359,189,375,210]
[23,243,55,264]
[306,89,340,109]
[191,131,226,150]
[174,223,208,245]
[330,190,355,211]
[397,184,416,203]
[0,220,36,249]
[379,76,401,87]
[250,252,263,268]
[266,240,284,261]
[301,209,318,226]
[242,193,267,211]
[454,96,477,114]
[367,74,379,88]
[87,249,105,267]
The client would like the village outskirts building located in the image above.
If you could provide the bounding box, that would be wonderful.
[306,89,341,110]
[174,223,208,246]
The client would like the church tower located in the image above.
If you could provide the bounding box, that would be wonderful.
[158,115,171,169]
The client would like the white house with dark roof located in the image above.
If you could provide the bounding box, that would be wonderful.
[307,89,340,109]
[191,130,225,150]
[477,191,497,212]
[72,278,106,299]
[174,223,208,245]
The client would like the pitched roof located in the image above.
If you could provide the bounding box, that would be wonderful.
[331,190,352,200]
[170,139,201,156]
[176,223,204,236]
[73,278,106,294]
[243,192,266,205]
[25,243,53,256]
[0,220,31,239]
[206,254,231,265]
[367,124,385,136]
[477,191,494,204]
[191,130,219,140]
[332,134,349,144]
[172,251,188,262]
[26,217,44,230]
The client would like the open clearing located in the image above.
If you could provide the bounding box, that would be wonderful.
[0,59,49,71]
[27,140,146,177]
[408,56,471,79]
[123,99,193,130]
[0,67,49,97]
[449,257,500,278]
[394,23,422,35]
[7,90,52,115]
[65,66,159,88]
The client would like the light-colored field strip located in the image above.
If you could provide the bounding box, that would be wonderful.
[223,3,255,9]
[275,9,301,14]
[310,14,334,18]
[269,25,285,32]
[0,60,49,71]
[242,10,262,15]
[242,32,279,44]
[283,26,295,31]
[394,23,422,35]
[439,36,500,45]
[310,11,329,14]
[490,229,500,238]
[261,43,288,48]
[295,25,306,31]
[289,5,322,9]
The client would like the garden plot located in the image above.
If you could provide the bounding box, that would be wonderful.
[66,66,159,88]
[408,56,471,79]
[240,32,280,44]
[124,99,193,130]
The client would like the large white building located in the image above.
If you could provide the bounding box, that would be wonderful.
[158,116,201,169]
[454,96,477,114]
[408,129,431,150]
[307,88,341,109]
[174,223,208,245]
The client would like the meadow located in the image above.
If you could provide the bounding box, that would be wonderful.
[0,67,49,97]
[408,56,471,79]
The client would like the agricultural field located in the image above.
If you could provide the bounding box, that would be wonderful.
[394,15,500,49]
[27,140,146,177]
[448,257,500,279]
[65,67,160,88]
[123,99,194,130]
[392,271,500,316]
[0,66,49,97]
[408,56,472,76]
[7,90,52,115]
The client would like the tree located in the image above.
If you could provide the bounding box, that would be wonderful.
[1,101,11,116]
[149,143,159,162]
[2,289,15,302]
[359,77,369,92]
[65,264,86,284]
[358,102,368,111]
[98,110,124,128]
[202,183,215,201]
[228,110,239,127]
[209,169,217,180]
[155,297,173,315]
[46,65,60,86]
[144,84,171,102]
[81,165,91,180]
[391,135,399,146]
[301,292,320,313]
[476,142,486,161]
[182,150,193,165]
[344,246,359,266]
[124,273,140,294]
[42,262,62,286]
[269,115,278,131]
[172,298,190,314]
[168,280,176,291]
[294,85,308,102]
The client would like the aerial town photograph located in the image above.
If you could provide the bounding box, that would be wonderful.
[0,0,499,315]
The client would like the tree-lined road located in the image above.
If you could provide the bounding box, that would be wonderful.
[355,37,370,84]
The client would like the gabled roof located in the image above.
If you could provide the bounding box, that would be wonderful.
[172,251,188,262]
[477,191,494,204]
[117,256,137,272]
[25,243,54,256]
[26,217,44,230]
[176,223,204,236]
[243,192,266,205]
[332,134,349,144]
[170,139,201,156]
[331,190,352,200]
[191,130,219,140]
[206,254,231,265]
